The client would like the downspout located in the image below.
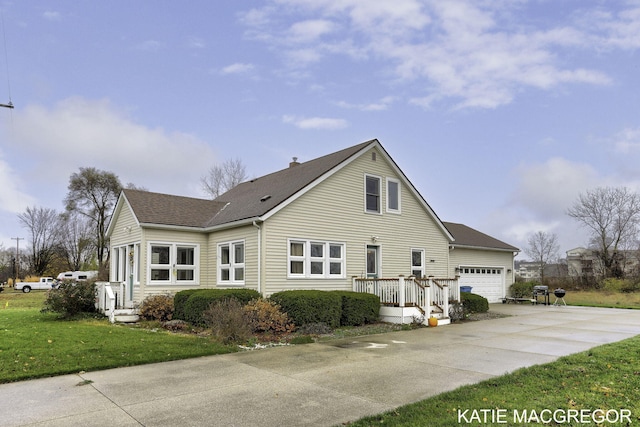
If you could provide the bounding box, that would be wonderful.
[253,220,263,297]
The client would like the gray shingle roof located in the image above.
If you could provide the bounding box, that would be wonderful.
[123,189,227,228]
[121,139,377,229]
[444,222,519,252]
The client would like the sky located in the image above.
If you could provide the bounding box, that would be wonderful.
[1,0,640,260]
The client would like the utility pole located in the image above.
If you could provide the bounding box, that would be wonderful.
[11,237,23,282]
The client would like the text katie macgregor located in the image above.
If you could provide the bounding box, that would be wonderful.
[457,408,632,425]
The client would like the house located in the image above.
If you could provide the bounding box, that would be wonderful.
[105,139,518,322]
[566,247,640,279]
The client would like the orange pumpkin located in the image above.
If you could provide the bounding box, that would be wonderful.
[428,316,438,327]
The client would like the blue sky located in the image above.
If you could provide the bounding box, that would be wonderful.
[1,1,640,260]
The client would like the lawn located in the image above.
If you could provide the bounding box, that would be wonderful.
[0,291,235,383]
[347,335,640,426]
[564,290,640,309]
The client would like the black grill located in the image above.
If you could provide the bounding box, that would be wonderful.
[533,285,549,305]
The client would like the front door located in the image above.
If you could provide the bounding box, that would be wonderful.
[366,245,380,278]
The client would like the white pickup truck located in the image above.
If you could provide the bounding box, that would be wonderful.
[14,277,58,293]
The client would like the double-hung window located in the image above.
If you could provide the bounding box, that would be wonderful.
[218,241,245,285]
[365,174,381,213]
[288,239,345,278]
[149,243,198,284]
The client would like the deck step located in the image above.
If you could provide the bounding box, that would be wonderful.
[110,309,139,323]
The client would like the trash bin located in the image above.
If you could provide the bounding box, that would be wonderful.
[460,286,473,293]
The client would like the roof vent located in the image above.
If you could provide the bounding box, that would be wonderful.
[289,157,300,168]
[260,195,272,202]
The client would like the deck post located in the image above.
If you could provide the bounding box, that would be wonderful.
[398,275,405,307]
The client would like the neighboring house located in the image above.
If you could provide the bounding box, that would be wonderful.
[106,139,518,315]
[566,247,639,279]
[444,222,519,302]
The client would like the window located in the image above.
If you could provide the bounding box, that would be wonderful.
[387,178,401,213]
[288,239,345,278]
[149,243,198,284]
[411,249,424,278]
[218,241,245,285]
[365,175,381,213]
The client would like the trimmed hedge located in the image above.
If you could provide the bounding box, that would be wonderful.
[461,292,489,314]
[269,290,342,328]
[173,289,201,321]
[269,290,380,328]
[332,291,380,326]
[174,289,261,326]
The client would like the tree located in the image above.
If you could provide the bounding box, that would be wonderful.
[524,231,559,285]
[65,167,122,267]
[17,206,61,276]
[58,211,96,271]
[567,186,640,278]
[201,158,248,199]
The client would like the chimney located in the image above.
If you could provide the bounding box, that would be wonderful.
[289,157,300,168]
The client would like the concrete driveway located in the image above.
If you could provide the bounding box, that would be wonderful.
[2,304,640,426]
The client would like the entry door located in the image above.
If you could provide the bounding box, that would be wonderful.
[366,245,380,278]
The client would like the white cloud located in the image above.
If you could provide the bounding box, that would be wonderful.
[282,114,348,130]
[240,0,628,109]
[0,150,36,214]
[2,97,216,205]
[611,127,640,154]
[337,96,395,111]
[220,63,255,75]
[43,11,62,21]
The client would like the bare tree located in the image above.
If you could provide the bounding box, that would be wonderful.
[524,231,559,285]
[65,167,122,267]
[17,206,62,276]
[567,187,640,278]
[58,211,96,271]
[201,158,248,199]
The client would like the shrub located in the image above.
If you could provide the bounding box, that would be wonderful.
[203,299,252,344]
[269,290,342,328]
[243,299,295,334]
[139,294,174,321]
[510,282,536,298]
[600,278,639,293]
[461,292,489,314]
[331,291,380,326]
[42,281,97,318]
[177,289,261,326]
[296,322,333,335]
[173,289,201,320]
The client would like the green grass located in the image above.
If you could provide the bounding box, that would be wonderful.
[0,291,235,383]
[564,290,640,309]
[348,335,640,427]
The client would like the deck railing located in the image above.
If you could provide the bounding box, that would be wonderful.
[353,275,459,318]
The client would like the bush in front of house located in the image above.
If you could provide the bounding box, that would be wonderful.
[461,292,489,314]
[203,298,253,344]
[331,291,380,326]
[41,281,97,318]
[139,294,174,322]
[243,299,295,335]
[176,289,261,326]
[269,290,342,328]
[173,289,201,321]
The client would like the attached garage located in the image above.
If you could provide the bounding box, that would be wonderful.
[458,267,505,303]
[444,222,520,303]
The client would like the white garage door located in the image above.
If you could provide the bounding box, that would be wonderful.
[459,267,504,303]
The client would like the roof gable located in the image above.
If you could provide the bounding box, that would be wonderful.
[444,222,519,252]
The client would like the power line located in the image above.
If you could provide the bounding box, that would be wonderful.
[0,10,13,109]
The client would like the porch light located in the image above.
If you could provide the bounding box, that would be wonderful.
[371,236,378,243]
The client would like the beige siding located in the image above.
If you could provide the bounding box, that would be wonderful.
[449,247,516,300]
[109,203,141,246]
[207,225,260,293]
[137,228,209,299]
[262,146,451,296]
